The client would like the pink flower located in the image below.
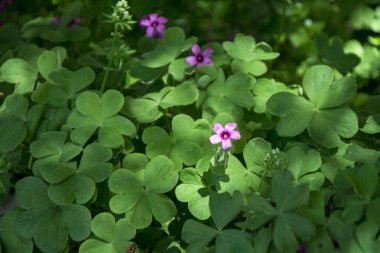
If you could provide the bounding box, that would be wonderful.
[209,123,241,150]
[139,13,167,38]
[186,44,213,67]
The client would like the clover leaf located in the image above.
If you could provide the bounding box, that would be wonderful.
[0,94,29,153]
[286,146,324,190]
[123,81,199,123]
[245,172,314,252]
[37,47,67,83]
[108,155,178,229]
[218,155,262,195]
[0,58,38,94]
[142,114,210,169]
[141,27,197,68]
[349,221,380,253]
[223,34,279,76]
[203,71,254,121]
[243,138,287,178]
[79,212,136,253]
[361,114,380,134]
[315,34,360,74]
[67,90,136,148]
[252,78,297,113]
[267,65,358,148]
[182,191,254,253]
[47,143,113,205]
[0,208,33,253]
[175,157,212,220]
[30,131,82,181]
[15,176,91,253]
[344,40,380,79]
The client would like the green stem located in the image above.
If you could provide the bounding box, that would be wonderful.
[274,0,287,52]
[242,215,249,232]
[100,26,118,92]
[257,170,268,193]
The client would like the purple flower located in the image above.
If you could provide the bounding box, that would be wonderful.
[139,13,167,38]
[186,44,213,67]
[209,123,241,150]
[51,16,81,27]
[0,0,12,12]
[51,17,60,25]
[296,244,306,253]
[69,17,81,27]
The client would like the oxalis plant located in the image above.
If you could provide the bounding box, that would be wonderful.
[0,0,380,253]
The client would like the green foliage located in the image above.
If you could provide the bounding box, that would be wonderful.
[79,212,136,253]
[15,177,91,253]
[108,155,178,229]
[267,65,358,148]
[1,1,380,253]
[68,90,136,147]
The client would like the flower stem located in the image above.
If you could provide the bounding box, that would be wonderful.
[100,26,118,92]
[257,170,268,193]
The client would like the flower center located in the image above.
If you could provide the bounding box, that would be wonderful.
[220,131,230,140]
[196,54,204,62]
[151,21,158,28]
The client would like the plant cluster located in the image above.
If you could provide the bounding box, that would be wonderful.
[0,0,380,253]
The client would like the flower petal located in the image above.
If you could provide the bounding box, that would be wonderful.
[209,135,222,144]
[157,17,167,24]
[186,56,197,66]
[149,13,158,21]
[203,48,213,57]
[140,19,151,27]
[146,27,155,37]
[156,24,166,33]
[225,123,237,131]
[202,58,213,65]
[222,139,232,150]
[230,131,241,140]
[213,123,224,134]
[191,44,201,55]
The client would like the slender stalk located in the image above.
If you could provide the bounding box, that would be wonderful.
[274,0,287,52]
[257,170,268,193]
[100,26,118,92]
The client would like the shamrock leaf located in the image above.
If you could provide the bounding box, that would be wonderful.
[218,155,262,195]
[79,212,136,253]
[246,172,314,252]
[0,208,33,253]
[142,114,210,169]
[243,138,287,177]
[348,220,380,253]
[252,78,297,113]
[109,155,178,229]
[361,114,380,134]
[344,40,380,79]
[203,71,254,121]
[141,27,197,68]
[286,146,324,190]
[123,82,199,123]
[175,157,212,220]
[37,47,67,83]
[30,131,82,181]
[15,176,91,253]
[182,191,254,253]
[31,66,95,108]
[267,65,358,148]
[67,90,136,148]
[315,34,360,74]
[223,34,279,76]
[0,58,38,94]
[0,94,29,153]
[47,143,113,205]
